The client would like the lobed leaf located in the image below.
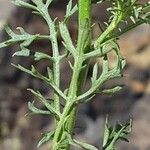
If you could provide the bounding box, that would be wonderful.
[45,0,53,8]
[28,101,51,115]
[91,63,99,84]
[13,48,54,61]
[12,0,37,10]
[37,131,55,148]
[102,86,123,95]
[65,0,78,20]
[0,25,38,49]
[59,23,76,56]
[102,119,132,150]
[28,89,61,120]
[70,138,98,150]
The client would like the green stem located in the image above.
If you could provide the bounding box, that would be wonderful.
[94,1,123,48]
[77,0,92,54]
[51,0,92,149]
[94,15,122,48]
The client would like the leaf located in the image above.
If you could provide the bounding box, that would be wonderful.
[11,63,48,83]
[11,63,32,75]
[45,0,53,8]
[13,48,30,57]
[102,86,123,95]
[31,0,44,8]
[28,101,51,115]
[34,52,50,60]
[28,89,60,120]
[58,132,70,149]
[12,0,37,10]
[102,119,132,150]
[66,0,78,19]
[47,67,53,80]
[103,116,109,147]
[5,25,15,37]
[13,48,54,61]
[71,139,98,150]
[130,16,136,24]
[0,42,9,49]
[91,63,99,84]
[59,23,76,56]
[0,25,38,49]
[37,131,54,148]
[63,115,71,132]
[66,0,72,16]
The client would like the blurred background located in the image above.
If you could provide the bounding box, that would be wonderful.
[0,0,150,150]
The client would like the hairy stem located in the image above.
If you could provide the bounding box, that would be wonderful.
[51,0,92,149]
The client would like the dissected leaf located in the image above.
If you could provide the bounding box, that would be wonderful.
[11,63,32,75]
[28,89,60,120]
[70,138,98,150]
[102,119,132,150]
[0,25,38,49]
[13,48,30,57]
[13,48,54,61]
[102,86,123,95]
[103,116,109,147]
[37,131,54,148]
[28,101,51,115]
[66,0,78,19]
[91,63,99,84]
[12,0,37,9]
[59,22,76,56]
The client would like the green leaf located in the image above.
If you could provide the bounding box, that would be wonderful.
[0,26,38,49]
[63,115,71,132]
[37,131,54,148]
[47,67,53,80]
[130,16,136,24]
[12,0,37,10]
[11,63,48,82]
[0,42,9,49]
[5,25,15,37]
[31,0,44,9]
[33,51,53,61]
[13,48,30,57]
[84,40,116,59]
[91,63,99,84]
[13,48,54,61]
[102,86,123,95]
[57,132,70,149]
[59,23,76,57]
[28,101,51,115]
[28,89,61,120]
[68,61,73,70]
[66,0,78,19]
[45,0,53,8]
[71,139,98,150]
[103,116,109,147]
[102,119,132,150]
[11,63,32,75]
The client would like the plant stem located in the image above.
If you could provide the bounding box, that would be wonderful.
[94,1,123,48]
[51,0,92,149]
